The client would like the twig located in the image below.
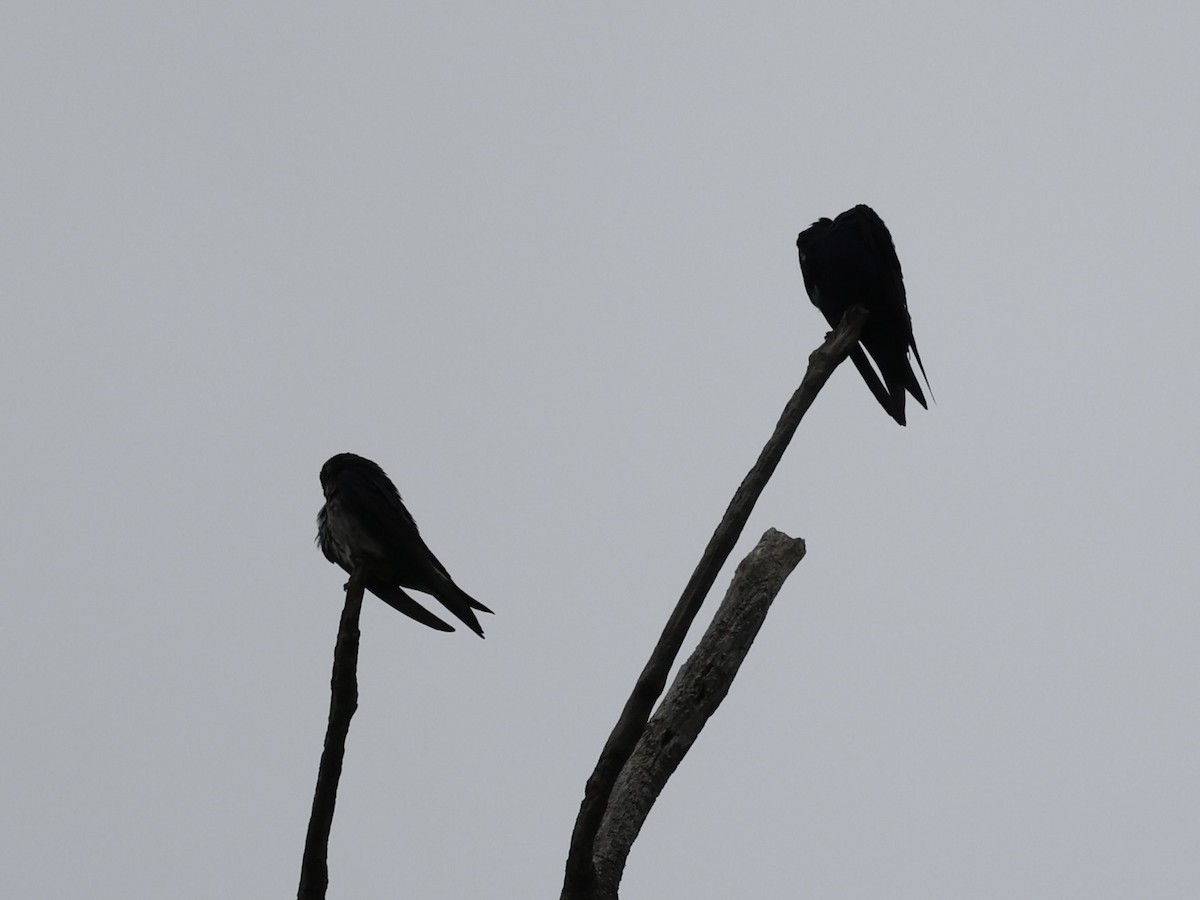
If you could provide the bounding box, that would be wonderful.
[560,305,868,900]
[593,528,807,897]
[298,570,366,900]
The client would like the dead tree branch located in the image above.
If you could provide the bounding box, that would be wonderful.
[298,570,366,900]
[560,305,868,900]
[593,528,807,897]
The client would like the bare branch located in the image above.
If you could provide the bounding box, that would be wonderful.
[298,571,366,900]
[593,528,807,897]
[561,306,868,899]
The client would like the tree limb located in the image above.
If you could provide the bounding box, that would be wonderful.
[560,306,868,900]
[298,570,366,900]
[592,528,807,897]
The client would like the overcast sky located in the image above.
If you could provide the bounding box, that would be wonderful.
[3,2,1199,898]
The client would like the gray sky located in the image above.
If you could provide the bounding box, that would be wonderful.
[3,2,1198,897]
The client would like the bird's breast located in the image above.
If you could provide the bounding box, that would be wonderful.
[319,500,387,569]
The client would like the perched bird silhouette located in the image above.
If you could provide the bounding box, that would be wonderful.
[316,452,492,637]
[796,204,931,425]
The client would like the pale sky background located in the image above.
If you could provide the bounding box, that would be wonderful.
[3,2,1199,898]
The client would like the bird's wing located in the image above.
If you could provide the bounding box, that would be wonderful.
[367,582,456,632]
[335,465,428,549]
[845,205,933,408]
[855,207,933,401]
[847,205,904,288]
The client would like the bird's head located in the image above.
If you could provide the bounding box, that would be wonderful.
[796,217,834,257]
[320,452,379,496]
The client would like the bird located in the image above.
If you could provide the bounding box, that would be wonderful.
[796,204,931,425]
[316,452,492,637]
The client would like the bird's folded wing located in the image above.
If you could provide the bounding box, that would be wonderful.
[368,582,455,632]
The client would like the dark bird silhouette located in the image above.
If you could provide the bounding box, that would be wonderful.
[796,204,931,425]
[316,452,492,637]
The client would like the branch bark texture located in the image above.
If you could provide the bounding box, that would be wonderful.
[592,528,807,897]
[298,571,365,900]
[561,306,868,900]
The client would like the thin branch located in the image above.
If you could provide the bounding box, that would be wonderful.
[298,570,366,900]
[592,528,807,897]
[560,305,868,900]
